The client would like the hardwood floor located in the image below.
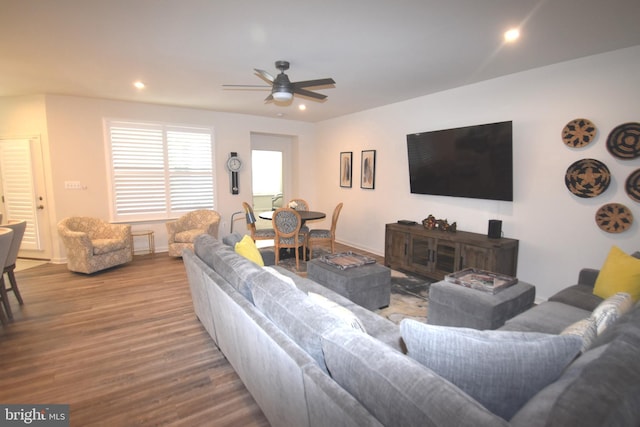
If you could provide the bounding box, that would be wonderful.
[0,254,270,426]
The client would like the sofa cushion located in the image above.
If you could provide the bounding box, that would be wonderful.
[499,301,592,334]
[400,319,582,420]
[321,327,508,427]
[593,246,640,302]
[515,312,640,427]
[308,292,367,333]
[591,292,633,334]
[234,234,264,266]
[560,317,598,353]
[210,244,264,301]
[548,284,604,311]
[194,233,229,269]
[251,278,365,371]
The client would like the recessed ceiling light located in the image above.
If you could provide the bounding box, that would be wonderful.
[298,104,307,111]
[504,28,520,43]
[133,81,145,89]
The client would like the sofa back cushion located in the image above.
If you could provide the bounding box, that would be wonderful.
[400,320,582,420]
[518,300,640,426]
[321,328,508,427]
[251,278,362,372]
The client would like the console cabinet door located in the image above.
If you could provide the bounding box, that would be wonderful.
[408,235,437,276]
[385,228,409,269]
[459,244,491,271]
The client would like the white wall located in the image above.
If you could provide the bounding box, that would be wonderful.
[0,95,314,262]
[315,46,640,299]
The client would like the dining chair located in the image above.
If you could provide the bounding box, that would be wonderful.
[242,202,276,242]
[272,208,306,271]
[288,198,309,211]
[1,220,27,319]
[307,202,343,259]
[289,198,311,235]
[0,227,14,325]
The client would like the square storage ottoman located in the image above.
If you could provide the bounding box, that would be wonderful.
[307,259,391,310]
[427,279,535,330]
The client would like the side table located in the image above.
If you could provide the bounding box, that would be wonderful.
[307,259,391,310]
[427,280,535,330]
[131,230,155,255]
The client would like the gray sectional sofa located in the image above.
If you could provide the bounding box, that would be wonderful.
[183,234,640,427]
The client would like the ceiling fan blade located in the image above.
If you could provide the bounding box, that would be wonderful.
[293,87,328,100]
[254,68,275,82]
[223,84,270,87]
[264,93,274,102]
[293,78,335,88]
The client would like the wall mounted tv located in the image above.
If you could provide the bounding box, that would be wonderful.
[406,120,513,201]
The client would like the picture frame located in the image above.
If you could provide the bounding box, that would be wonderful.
[361,150,376,189]
[340,151,352,188]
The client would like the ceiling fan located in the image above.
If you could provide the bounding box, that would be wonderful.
[223,60,335,102]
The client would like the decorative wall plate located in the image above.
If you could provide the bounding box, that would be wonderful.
[565,158,611,198]
[562,118,597,148]
[626,169,640,203]
[595,203,633,233]
[606,122,640,159]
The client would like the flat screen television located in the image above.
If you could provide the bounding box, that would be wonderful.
[406,121,513,201]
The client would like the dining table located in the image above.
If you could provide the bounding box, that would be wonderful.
[258,209,326,224]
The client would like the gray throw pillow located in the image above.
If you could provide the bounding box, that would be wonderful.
[400,319,582,420]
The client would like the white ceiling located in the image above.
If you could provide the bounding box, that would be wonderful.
[1,0,640,123]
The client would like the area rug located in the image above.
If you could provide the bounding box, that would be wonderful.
[273,248,431,325]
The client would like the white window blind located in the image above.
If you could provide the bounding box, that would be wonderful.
[106,120,215,222]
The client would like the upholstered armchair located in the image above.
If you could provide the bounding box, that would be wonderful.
[166,209,221,257]
[57,217,132,274]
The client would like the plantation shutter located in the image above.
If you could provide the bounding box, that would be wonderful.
[107,121,215,222]
[167,127,214,213]
[0,139,41,250]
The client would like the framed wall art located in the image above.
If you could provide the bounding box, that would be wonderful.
[340,151,352,188]
[361,150,376,189]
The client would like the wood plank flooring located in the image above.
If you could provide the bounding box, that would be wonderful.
[0,254,270,427]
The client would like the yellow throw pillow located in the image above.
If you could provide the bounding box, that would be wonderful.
[593,246,640,302]
[235,234,264,266]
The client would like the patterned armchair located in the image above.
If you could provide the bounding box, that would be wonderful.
[57,216,132,274]
[166,209,221,257]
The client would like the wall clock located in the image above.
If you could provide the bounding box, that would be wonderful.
[226,152,242,194]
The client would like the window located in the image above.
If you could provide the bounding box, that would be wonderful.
[105,120,215,222]
[251,150,282,195]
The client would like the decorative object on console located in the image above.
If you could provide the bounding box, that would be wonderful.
[595,203,633,233]
[422,215,456,232]
[626,168,640,202]
[606,122,640,159]
[360,150,376,189]
[487,219,502,239]
[339,151,352,188]
[562,118,597,148]
[565,158,611,198]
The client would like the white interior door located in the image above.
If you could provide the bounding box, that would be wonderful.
[0,137,52,259]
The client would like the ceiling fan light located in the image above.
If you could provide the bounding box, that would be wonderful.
[272,91,293,102]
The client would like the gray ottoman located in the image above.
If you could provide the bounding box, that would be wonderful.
[307,259,391,310]
[428,280,535,330]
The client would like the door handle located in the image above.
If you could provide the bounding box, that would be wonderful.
[37,205,45,210]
